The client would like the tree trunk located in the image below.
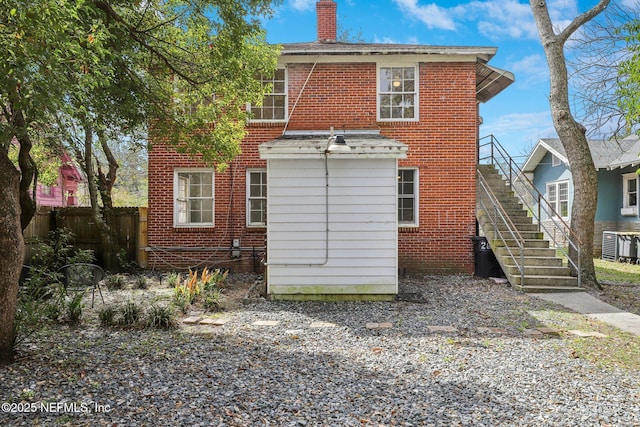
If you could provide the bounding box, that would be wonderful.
[82,122,119,272]
[8,88,37,231]
[0,154,25,364]
[530,0,610,289]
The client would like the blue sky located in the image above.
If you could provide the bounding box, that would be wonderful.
[261,0,636,162]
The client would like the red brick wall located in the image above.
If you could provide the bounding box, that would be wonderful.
[148,61,478,274]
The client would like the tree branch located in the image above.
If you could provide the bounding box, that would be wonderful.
[557,0,611,44]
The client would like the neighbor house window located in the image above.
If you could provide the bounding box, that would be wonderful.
[398,168,418,226]
[546,180,569,218]
[40,185,53,196]
[174,170,214,227]
[249,68,286,121]
[378,66,417,120]
[623,173,638,209]
[551,154,562,167]
[247,169,267,226]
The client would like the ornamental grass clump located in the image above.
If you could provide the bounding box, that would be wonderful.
[172,267,227,313]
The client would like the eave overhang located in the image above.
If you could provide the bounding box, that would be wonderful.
[259,131,408,160]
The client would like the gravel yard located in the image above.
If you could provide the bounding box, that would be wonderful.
[1,274,639,426]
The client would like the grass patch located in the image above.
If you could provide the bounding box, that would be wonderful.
[594,258,640,284]
[529,308,640,372]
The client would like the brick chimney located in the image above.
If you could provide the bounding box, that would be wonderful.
[316,0,337,42]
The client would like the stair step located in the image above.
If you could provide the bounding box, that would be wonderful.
[494,239,550,249]
[514,257,564,267]
[509,274,579,288]
[482,223,540,232]
[481,224,544,240]
[495,247,557,258]
[516,285,585,293]
[503,264,572,276]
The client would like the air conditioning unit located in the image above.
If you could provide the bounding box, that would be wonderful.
[602,231,640,262]
[602,231,618,261]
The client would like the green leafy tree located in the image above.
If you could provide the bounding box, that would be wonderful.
[0,0,280,363]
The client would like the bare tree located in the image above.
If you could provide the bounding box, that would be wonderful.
[529,0,611,288]
[569,2,639,138]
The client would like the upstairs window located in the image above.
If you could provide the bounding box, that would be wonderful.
[249,68,287,121]
[247,169,267,226]
[378,66,417,121]
[174,170,215,227]
[398,168,418,226]
[547,180,569,218]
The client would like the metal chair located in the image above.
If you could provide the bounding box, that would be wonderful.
[57,263,105,308]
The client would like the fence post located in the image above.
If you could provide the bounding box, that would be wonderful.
[138,207,148,268]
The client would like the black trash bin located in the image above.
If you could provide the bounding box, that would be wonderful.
[471,236,504,278]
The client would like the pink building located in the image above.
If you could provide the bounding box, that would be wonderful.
[36,153,84,207]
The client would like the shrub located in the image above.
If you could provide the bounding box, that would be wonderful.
[146,305,177,329]
[203,288,223,311]
[98,305,118,326]
[120,301,142,326]
[106,274,125,290]
[66,292,85,323]
[165,272,180,288]
[135,275,149,290]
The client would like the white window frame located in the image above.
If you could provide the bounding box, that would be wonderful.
[398,168,418,226]
[546,180,569,219]
[248,68,287,122]
[551,154,561,167]
[622,172,638,209]
[246,169,267,227]
[377,64,418,122]
[173,169,215,228]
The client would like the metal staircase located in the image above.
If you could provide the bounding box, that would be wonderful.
[477,136,583,292]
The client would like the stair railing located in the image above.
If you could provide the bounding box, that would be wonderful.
[477,171,526,286]
[478,135,582,288]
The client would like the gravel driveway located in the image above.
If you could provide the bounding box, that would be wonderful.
[1,275,639,426]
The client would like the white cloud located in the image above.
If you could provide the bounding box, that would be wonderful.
[392,0,457,30]
[482,111,553,138]
[458,1,538,40]
[290,0,315,12]
[621,0,640,8]
[509,54,550,87]
[391,0,604,42]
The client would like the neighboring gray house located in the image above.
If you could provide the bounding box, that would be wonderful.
[521,135,640,255]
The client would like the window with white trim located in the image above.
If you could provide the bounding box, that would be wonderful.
[378,66,417,120]
[551,154,561,167]
[623,173,638,209]
[174,170,214,227]
[247,169,267,226]
[546,180,569,218]
[398,168,418,226]
[249,68,286,121]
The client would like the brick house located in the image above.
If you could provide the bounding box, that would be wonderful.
[147,0,514,287]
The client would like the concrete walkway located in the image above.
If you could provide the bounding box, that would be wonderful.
[531,292,640,337]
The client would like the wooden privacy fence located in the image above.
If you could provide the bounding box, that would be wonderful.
[24,206,147,268]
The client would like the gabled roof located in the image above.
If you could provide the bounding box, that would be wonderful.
[279,41,514,104]
[522,135,640,172]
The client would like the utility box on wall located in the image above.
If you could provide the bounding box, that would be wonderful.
[259,132,407,300]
